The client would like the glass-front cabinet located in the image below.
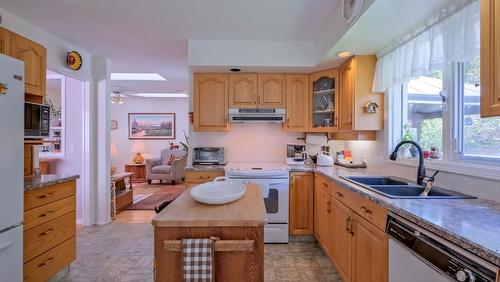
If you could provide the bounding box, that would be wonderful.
[309,69,339,132]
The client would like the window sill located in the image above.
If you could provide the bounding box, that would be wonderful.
[384,158,500,181]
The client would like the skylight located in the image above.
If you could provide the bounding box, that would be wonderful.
[131,93,188,98]
[110,73,167,81]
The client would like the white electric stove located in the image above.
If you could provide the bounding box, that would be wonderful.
[225,163,290,243]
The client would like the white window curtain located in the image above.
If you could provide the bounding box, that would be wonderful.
[372,0,479,93]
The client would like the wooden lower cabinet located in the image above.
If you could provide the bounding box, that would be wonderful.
[24,180,77,282]
[314,176,388,282]
[331,198,353,282]
[352,213,388,282]
[289,172,314,235]
[185,171,225,189]
[314,175,332,254]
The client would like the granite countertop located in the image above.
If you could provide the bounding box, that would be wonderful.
[312,166,500,267]
[24,174,80,191]
[185,164,226,172]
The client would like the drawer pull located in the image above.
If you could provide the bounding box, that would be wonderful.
[198,176,211,180]
[38,257,54,267]
[336,192,344,197]
[38,211,55,218]
[360,206,373,214]
[37,193,54,199]
[322,182,328,187]
[39,228,54,236]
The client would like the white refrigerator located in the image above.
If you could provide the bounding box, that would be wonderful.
[0,53,25,281]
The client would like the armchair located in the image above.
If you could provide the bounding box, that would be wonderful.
[146,149,187,184]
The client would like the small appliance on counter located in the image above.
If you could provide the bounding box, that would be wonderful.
[286,144,307,165]
[317,154,334,166]
[334,150,367,168]
[192,147,226,165]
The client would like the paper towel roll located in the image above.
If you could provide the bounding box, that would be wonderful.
[32,145,40,175]
[306,133,327,145]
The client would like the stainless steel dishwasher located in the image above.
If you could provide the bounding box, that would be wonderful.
[386,213,498,282]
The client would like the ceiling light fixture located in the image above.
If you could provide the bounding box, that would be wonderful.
[336,51,353,58]
[131,93,188,98]
[110,94,125,104]
[110,73,167,81]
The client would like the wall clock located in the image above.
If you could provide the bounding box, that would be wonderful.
[66,51,82,71]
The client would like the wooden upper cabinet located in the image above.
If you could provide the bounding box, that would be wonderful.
[338,55,383,132]
[229,73,258,108]
[339,58,355,131]
[351,213,388,282]
[309,69,339,132]
[11,33,47,97]
[285,74,309,132]
[289,172,314,235]
[0,27,11,55]
[257,74,285,108]
[480,0,500,117]
[194,73,229,131]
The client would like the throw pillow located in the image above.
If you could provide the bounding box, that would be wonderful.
[167,154,177,165]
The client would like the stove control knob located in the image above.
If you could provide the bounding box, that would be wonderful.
[455,269,475,282]
[455,270,467,282]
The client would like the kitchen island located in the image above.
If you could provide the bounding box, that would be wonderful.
[152,184,267,282]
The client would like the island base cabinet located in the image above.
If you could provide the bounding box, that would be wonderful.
[154,226,264,282]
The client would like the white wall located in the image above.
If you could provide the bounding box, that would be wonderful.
[110,97,189,171]
[56,76,85,222]
[190,124,303,164]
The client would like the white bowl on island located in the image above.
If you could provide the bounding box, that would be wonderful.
[190,176,247,205]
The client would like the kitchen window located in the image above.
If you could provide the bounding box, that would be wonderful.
[456,56,500,163]
[399,73,444,159]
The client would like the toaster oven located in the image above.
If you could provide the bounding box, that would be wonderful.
[192,147,226,165]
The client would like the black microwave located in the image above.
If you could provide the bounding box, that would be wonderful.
[25,102,50,138]
[192,147,226,165]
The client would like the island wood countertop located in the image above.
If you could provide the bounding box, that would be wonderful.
[152,184,267,227]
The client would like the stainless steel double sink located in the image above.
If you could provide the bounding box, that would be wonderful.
[340,176,476,199]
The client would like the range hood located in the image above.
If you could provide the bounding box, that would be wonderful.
[229,108,286,123]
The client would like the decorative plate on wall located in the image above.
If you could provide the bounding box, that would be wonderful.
[66,51,83,71]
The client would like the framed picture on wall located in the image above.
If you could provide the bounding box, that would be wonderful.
[128,113,176,140]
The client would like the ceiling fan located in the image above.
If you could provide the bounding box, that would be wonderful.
[110,86,136,104]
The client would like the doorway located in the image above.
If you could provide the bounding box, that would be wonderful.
[43,69,88,225]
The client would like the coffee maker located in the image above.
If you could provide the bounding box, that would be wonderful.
[287,144,307,164]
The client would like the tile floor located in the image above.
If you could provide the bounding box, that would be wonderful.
[61,223,342,282]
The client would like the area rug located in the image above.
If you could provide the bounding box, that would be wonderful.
[127,191,180,210]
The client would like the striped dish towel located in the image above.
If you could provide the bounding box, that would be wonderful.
[181,238,215,281]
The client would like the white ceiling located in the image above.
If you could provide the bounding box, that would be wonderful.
[0,0,339,93]
[326,0,455,59]
[0,0,456,95]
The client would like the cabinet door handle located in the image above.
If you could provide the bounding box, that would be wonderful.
[345,217,350,232]
[38,257,54,268]
[39,228,54,237]
[326,200,331,213]
[336,191,344,198]
[322,182,328,188]
[37,193,54,199]
[360,206,373,214]
[349,218,355,236]
[38,210,55,218]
